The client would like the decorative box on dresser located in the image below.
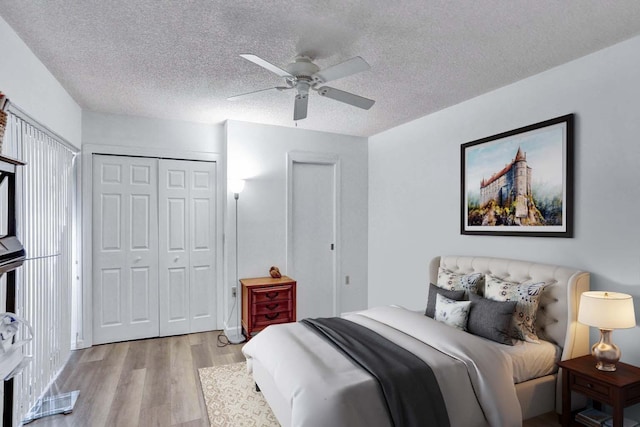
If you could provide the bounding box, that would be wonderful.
[558,355,640,427]
[241,276,296,340]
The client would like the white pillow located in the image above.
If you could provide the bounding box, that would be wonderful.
[434,293,471,331]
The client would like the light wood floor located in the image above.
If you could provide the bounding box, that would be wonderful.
[28,331,244,427]
[27,331,560,426]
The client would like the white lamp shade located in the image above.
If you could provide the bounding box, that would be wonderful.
[229,179,245,194]
[578,291,636,329]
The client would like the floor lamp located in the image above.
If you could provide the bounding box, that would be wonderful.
[227,179,246,344]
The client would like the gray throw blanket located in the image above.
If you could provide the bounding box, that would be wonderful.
[301,317,450,427]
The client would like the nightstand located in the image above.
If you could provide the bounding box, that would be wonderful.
[558,355,640,427]
[240,276,296,340]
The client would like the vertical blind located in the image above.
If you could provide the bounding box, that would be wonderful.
[3,107,77,423]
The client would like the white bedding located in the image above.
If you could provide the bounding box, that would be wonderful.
[501,339,560,384]
[243,306,523,427]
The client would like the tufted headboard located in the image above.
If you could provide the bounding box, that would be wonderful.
[429,256,591,416]
[429,255,590,360]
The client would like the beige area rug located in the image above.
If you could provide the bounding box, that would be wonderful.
[198,361,280,427]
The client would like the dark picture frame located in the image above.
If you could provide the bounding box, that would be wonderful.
[461,114,574,237]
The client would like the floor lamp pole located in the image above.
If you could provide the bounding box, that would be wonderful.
[228,191,245,344]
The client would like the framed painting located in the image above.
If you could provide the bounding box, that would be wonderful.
[461,114,574,237]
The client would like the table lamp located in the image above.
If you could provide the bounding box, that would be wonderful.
[578,291,636,371]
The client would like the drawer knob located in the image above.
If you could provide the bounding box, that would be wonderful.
[266,291,279,299]
[265,312,280,320]
[587,383,593,389]
[266,303,279,310]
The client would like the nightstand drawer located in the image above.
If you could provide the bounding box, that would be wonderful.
[253,300,292,315]
[253,285,293,303]
[252,312,292,328]
[572,374,611,402]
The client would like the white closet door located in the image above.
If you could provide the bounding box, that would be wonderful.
[92,155,159,344]
[158,159,217,336]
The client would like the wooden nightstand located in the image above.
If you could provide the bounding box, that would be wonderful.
[558,355,640,427]
[240,276,296,340]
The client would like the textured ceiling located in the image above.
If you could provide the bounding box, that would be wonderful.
[2,1,640,137]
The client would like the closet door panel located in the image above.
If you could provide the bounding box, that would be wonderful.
[159,162,190,335]
[131,267,151,322]
[99,268,122,326]
[168,267,188,321]
[188,162,217,332]
[159,159,217,335]
[93,155,159,344]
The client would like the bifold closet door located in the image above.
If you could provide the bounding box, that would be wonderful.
[158,159,217,336]
[92,155,159,344]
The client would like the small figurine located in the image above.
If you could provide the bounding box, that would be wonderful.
[269,266,282,278]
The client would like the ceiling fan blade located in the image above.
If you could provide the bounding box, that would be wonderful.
[312,56,370,84]
[317,86,375,110]
[240,54,293,78]
[294,94,308,121]
[227,86,290,101]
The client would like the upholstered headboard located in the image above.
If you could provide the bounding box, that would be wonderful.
[429,256,591,415]
[429,255,590,359]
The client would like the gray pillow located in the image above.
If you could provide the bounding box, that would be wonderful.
[425,283,465,318]
[467,292,517,345]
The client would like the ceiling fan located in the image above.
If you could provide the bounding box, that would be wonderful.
[228,54,375,121]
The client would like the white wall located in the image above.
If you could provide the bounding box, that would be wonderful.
[369,34,640,418]
[0,16,81,146]
[82,111,224,153]
[225,120,368,330]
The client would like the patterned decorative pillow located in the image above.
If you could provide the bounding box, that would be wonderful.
[437,267,484,295]
[425,283,466,318]
[484,275,548,343]
[434,293,471,331]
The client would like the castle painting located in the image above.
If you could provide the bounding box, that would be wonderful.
[478,146,541,226]
[461,115,573,237]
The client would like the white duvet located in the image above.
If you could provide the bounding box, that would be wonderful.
[242,306,523,427]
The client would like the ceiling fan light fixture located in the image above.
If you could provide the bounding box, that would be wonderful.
[231,53,375,120]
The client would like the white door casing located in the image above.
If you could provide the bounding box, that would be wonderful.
[92,155,159,344]
[286,152,341,319]
[158,159,217,336]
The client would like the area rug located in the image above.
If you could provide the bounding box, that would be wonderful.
[198,361,279,427]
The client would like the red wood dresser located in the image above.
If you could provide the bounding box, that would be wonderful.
[240,276,297,340]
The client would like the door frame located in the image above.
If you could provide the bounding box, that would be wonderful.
[81,144,224,348]
[286,151,341,316]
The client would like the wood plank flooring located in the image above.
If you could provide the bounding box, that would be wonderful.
[28,331,244,427]
[26,331,559,426]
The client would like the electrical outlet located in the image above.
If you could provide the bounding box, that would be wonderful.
[345,275,350,285]
[231,286,237,297]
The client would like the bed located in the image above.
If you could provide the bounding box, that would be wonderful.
[242,255,591,426]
